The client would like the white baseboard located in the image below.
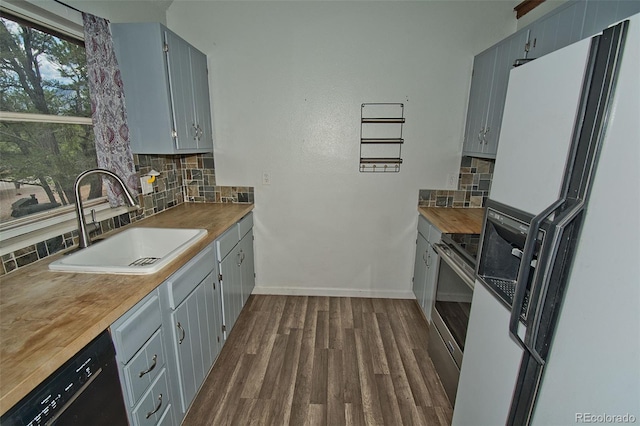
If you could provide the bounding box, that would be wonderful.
[251,286,415,299]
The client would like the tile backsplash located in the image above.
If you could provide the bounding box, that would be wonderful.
[2,152,253,275]
[419,156,494,208]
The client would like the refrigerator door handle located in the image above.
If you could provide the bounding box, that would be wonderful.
[508,199,564,351]
[525,200,585,359]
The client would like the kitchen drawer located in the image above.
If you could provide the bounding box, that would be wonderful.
[132,368,170,426]
[166,243,214,309]
[418,215,431,239]
[428,326,460,405]
[112,290,162,364]
[124,328,166,407]
[156,403,174,426]
[216,226,239,261]
[237,212,253,238]
[432,307,463,367]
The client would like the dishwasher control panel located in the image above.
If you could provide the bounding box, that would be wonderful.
[1,331,117,426]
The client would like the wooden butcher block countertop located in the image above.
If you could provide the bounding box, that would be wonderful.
[419,207,485,234]
[0,203,253,415]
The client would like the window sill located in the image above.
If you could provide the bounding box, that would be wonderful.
[0,205,136,257]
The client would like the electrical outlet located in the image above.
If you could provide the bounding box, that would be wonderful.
[262,171,271,185]
[140,176,153,195]
[447,173,458,189]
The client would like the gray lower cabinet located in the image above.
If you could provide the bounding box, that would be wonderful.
[111,215,254,425]
[111,22,213,155]
[216,212,255,339]
[111,289,175,426]
[161,242,222,419]
[412,216,442,322]
[239,228,256,307]
[218,227,243,335]
[168,274,218,413]
[412,231,430,312]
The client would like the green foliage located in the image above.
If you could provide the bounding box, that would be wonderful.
[0,15,98,210]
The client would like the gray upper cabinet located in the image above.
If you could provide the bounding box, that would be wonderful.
[462,0,640,159]
[525,2,587,59]
[526,0,640,58]
[111,23,214,155]
[582,0,640,38]
[463,31,527,159]
[462,47,496,158]
[483,30,529,157]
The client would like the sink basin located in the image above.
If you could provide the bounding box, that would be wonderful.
[49,227,208,275]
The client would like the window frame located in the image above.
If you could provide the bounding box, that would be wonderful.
[0,1,137,257]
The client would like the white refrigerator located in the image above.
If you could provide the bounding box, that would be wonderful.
[453,13,639,426]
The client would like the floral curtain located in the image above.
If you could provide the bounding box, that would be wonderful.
[82,13,138,206]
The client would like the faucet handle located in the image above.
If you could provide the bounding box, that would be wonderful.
[89,209,100,233]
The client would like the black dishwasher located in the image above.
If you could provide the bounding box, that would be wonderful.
[1,330,128,426]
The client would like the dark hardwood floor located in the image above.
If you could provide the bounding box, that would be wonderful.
[183,295,452,425]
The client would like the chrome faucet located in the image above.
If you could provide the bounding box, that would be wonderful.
[74,168,140,249]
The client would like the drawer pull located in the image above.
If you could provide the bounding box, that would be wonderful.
[177,322,186,344]
[138,354,158,378]
[145,393,163,419]
[446,340,455,355]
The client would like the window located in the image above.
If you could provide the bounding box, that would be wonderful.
[0,12,106,229]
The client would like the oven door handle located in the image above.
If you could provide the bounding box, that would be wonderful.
[509,199,564,353]
[434,243,475,290]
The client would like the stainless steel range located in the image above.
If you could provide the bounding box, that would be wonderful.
[429,232,479,405]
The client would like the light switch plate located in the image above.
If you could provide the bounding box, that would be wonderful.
[262,171,271,185]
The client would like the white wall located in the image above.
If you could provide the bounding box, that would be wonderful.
[167,1,516,297]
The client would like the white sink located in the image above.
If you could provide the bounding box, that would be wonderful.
[49,227,208,275]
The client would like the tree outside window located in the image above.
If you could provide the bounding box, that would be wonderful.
[0,13,102,224]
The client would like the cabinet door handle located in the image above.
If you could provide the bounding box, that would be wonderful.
[483,127,490,144]
[145,393,163,419]
[192,123,198,140]
[240,250,245,263]
[477,127,484,142]
[138,354,158,378]
[237,252,242,267]
[177,322,186,344]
